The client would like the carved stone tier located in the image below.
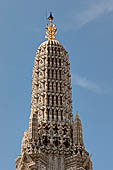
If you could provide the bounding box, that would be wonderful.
[31,40,72,124]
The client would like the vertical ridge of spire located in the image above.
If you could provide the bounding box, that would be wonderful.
[28,109,38,139]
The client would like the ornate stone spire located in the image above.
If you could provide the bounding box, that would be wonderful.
[16,14,93,170]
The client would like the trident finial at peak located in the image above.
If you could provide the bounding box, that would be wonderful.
[45,12,57,40]
[48,12,53,21]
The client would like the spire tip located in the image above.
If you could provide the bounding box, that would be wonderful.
[76,112,79,118]
[48,12,54,21]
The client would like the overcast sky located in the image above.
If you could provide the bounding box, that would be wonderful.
[0,0,113,170]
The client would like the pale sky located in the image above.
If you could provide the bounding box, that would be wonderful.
[0,0,113,170]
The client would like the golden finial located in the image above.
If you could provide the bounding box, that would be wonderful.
[76,112,79,118]
[24,129,27,137]
[45,12,57,40]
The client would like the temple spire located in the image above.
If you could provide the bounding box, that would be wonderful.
[73,112,84,146]
[45,12,57,40]
[16,14,93,170]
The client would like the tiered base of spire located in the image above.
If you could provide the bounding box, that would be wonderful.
[16,115,92,170]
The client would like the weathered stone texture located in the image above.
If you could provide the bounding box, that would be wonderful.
[16,40,92,170]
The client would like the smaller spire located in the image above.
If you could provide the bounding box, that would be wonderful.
[45,12,57,40]
[73,113,84,146]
